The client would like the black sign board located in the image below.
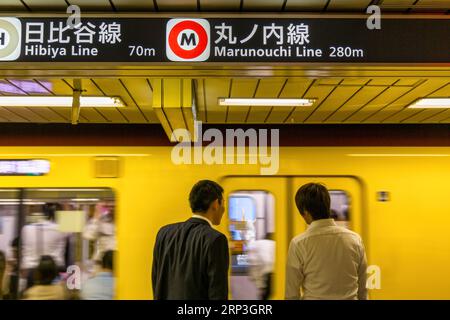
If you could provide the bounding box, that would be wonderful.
[0,17,448,63]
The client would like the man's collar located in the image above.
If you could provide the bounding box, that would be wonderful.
[307,218,336,230]
[192,214,213,227]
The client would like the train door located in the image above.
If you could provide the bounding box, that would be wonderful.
[219,177,289,300]
[290,177,365,238]
[0,187,115,299]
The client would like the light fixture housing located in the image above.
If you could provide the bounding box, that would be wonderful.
[407,98,450,109]
[218,98,315,107]
[0,96,125,108]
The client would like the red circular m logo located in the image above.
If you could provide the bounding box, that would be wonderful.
[166,19,210,62]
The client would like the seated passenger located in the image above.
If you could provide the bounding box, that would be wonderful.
[22,255,65,300]
[81,250,115,300]
[285,183,368,300]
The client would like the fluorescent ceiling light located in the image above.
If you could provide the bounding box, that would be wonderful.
[0,96,125,108]
[219,98,315,107]
[407,98,450,109]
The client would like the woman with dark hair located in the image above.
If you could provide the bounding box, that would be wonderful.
[22,255,65,300]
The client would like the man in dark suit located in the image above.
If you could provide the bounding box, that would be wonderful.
[152,180,229,300]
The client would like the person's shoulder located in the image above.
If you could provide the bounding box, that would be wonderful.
[290,230,311,245]
[204,228,227,245]
[157,221,184,234]
[337,226,362,240]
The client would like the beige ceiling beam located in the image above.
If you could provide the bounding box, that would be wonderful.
[152,78,196,142]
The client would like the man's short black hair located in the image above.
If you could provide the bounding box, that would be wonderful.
[35,255,57,285]
[43,203,62,221]
[102,250,114,271]
[295,183,331,220]
[189,180,224,213]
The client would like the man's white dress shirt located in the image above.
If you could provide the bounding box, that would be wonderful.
[285,218,367,300]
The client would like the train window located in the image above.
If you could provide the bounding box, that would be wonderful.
[228,191,275,300]
[0,188,116,300]
[329,190,351,229]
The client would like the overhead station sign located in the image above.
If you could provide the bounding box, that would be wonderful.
[0,17,448,63]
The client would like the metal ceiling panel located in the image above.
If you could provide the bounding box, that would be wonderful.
[200,0,241,11]
[265,78,313,123]
[243,0,285,11]
[120,78,159,123]
[2,106,48,122]
[284,0,327,11]
[327,0,372,11]
[400,108,444,123]
[341,78,370,86]
[325,86,386,122]
[366,79,448,122]
[306,85,362,122]
[23,0,67,10]
[367,78,399,86]
[36,79,73,95]
[112,0,155,11]
[68,0,113,11]
[226,79,259,123]
[93,78,147,123]
[346,86,413,122]
[387,82,450,122]
[203,78,231,123]
[0,0,27,11]
[156,0,198,11]
[425,109,450,123]
[246,78,287,123]
[288,83,336,123]
[86,79,128,123]
[0,107,28,122]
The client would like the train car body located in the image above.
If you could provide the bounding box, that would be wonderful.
[0,145,449,300]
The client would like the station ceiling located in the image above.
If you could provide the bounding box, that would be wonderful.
[0,76,448,124]
[0,1,448,133]
[0,0,449,13]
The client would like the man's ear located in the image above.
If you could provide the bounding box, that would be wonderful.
[211,199,219,210]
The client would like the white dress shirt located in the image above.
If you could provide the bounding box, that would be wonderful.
[285,218,367,300]
[21,220,67,270]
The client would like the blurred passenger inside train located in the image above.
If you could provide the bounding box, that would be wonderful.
[152,180,229,300]
[247,233,275,300]
[83,202,116,264]
[1,237,19,299]
[0,250,5,299]
[21,203,68,288]
[285,183,367,300]
[81,250,115,300]
[22,255,65,300]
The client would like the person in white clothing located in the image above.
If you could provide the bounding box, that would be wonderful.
[285,183,368,300]
[247,233,275,300]
[21,203,68,288]
[83,203,116,263]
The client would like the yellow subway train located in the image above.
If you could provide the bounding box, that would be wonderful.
[0,145,449,300]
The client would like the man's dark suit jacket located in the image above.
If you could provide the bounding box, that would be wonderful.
[152,217,229,300]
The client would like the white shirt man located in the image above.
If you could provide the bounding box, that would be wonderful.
[286,183,368,300]
[285,218,367,300]
[21,219,67,270]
